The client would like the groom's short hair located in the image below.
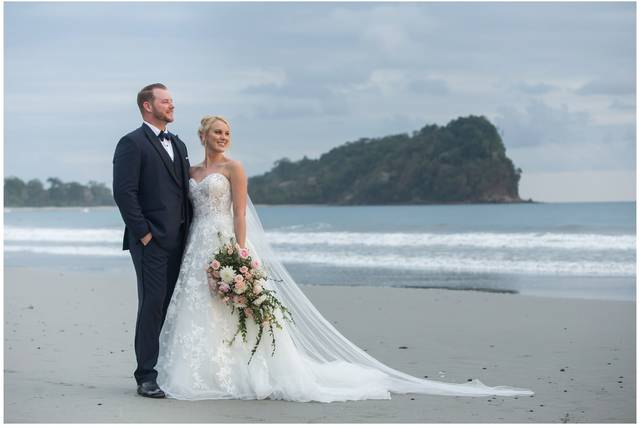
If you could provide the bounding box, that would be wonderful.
[137,83,167,114]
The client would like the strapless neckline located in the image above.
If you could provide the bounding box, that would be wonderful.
[189,172,230,186]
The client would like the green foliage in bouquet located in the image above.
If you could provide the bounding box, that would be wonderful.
[207,232,294,364]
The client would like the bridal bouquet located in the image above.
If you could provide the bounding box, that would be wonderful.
[206,232,294,364]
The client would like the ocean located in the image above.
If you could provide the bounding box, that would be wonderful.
[4,202,636,301]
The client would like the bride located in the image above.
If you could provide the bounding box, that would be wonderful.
[156,115,534,402]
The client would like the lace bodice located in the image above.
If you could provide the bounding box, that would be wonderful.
[189,172,234,225]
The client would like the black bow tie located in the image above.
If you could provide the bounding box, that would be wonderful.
[158,131,173,141]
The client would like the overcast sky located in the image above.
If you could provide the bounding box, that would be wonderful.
[4,2,636,202]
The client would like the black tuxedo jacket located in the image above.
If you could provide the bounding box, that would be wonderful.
[113,123,193,251]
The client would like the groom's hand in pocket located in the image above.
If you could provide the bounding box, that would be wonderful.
[140,232,153,246]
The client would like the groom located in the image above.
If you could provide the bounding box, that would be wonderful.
[113,83,192,398]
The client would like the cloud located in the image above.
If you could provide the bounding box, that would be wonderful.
[234,69,289,94]
[494,100,591,147]
[237,99,341,120]
[493,99,635,175]
[610,99,636,111]
[327,4,436,53]
[339,69,451,98]
[237,71,351,120]
[407,77,450,95]
[241,74,331,99]
[511,81,558,95]
[576,76,636,95]
[508,137,635,174]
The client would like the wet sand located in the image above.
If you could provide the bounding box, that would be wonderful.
[4,266,635,422]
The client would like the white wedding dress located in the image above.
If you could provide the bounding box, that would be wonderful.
[156,172,534,402]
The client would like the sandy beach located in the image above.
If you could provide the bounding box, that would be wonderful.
[4,266,635,422]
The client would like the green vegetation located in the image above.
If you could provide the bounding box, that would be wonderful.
[249,115,527,204]
[5,115,529,207]
[4,177,114,207]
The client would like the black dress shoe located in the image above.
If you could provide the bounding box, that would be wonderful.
[137,380,166,398]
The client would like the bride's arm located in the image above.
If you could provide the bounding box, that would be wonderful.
[228,160,248,248]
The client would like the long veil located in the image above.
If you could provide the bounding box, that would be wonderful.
[243,196,534,397]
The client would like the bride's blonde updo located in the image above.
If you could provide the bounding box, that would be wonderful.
[198,115,230,146]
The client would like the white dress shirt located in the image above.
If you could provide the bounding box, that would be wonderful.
[143,121,174,161]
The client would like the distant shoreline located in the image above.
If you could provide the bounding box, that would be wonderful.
[7,200,640,209]
[5,201,538,209]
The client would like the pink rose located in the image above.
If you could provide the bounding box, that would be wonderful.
[218,283,230,293]
[233,295,247,307]
[239,248,250,259]
[234,281,247,294]
[210,260,221,270]
[239,266,249,274]
[244,272,252,280]
[244,307,253,318]
[234,274,244,283]
[251,260,260,269]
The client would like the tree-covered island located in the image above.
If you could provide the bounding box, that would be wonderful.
[249,115,530,204]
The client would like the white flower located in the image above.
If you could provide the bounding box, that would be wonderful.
[252,278,266,294]
[219,266,236,284]
[253,295,267,306]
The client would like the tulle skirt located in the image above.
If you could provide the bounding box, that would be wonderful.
[156,213,534,402]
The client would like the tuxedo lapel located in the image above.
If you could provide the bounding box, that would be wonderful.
[141,124,180,186]
[172,137,190,186]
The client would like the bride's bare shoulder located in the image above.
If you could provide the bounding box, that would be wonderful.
[226,159,246,178]
[227,159,247,182]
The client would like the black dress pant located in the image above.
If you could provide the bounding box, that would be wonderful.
[128,233,184,385]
